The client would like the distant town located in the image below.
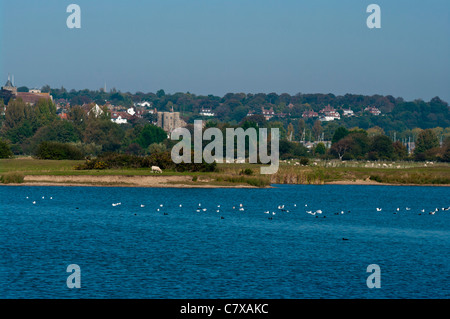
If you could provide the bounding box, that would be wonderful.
[1,75,449,162]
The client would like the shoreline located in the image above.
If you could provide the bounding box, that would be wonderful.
[2,174,259,188]
[1,175,448,188]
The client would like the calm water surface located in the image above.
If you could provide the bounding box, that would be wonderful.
[0,185,449,299]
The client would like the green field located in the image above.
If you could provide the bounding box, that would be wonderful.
[1,157,449,186]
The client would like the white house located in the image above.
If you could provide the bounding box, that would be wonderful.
[319,105,340,121]
[135,101,152,107]
[111,116,127,124]
[200,109,215,117]
[364,106,381,116]
[343,109,354,117]
[111,112,130,124]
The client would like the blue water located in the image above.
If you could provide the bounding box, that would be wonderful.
[0,185,449,299]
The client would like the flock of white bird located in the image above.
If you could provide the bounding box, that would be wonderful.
[26,196,53,205]
[376,206,450,215]
[26,195,449,218]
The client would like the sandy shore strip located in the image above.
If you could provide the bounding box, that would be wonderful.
[2,175,447,188]
[4,175,256,188]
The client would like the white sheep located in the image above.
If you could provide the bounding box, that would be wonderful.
[151,166,162,173]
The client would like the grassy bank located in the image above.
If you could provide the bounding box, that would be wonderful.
[1,157,449,187]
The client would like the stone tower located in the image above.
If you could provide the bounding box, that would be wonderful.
[157,111,186,132]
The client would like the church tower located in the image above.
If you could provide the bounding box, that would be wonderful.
[2,74,17,95]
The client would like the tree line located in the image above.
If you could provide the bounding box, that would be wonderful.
[0,93,449,163]
[18,86,450,132]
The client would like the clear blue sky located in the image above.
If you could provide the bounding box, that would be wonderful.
[1,0,449,102]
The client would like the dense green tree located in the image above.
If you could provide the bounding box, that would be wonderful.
[415,129,439,155]
[83,119,125,152]
[392,141,408,160]
[314,142,326,156]
[41,85,51,93]
[369,135,394,160]
[29,120,80,146]
[2,99,37,144]
[0,139,13,158]
[332,127,349,144]
[17,86,29,92]
[34,98,57,127]
[347,131,369,159]
[279,140,308,159]
[35,141,84,160]
[156,89,166,98]
[134,124,167,149]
